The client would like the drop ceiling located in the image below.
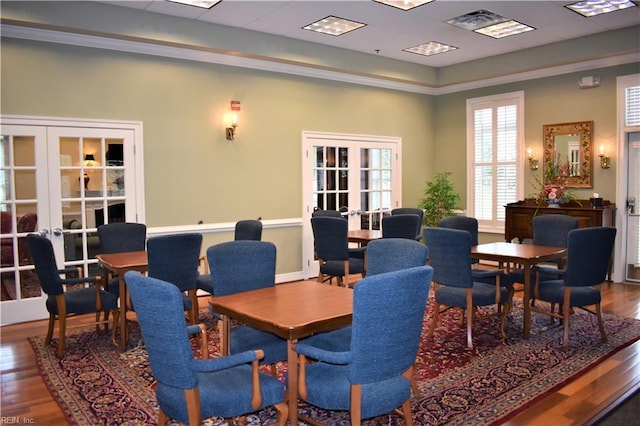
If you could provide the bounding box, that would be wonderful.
[99,0,640,67]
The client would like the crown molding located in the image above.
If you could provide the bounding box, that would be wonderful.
[2,21,638,96]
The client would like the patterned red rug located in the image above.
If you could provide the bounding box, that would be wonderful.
[30,301,640,425]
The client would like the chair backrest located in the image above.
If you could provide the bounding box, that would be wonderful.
[438,216,478,246]
[124,271,197,390]
[312,209,344,219]
[532,214,579,247]
[349,266,433,384]
[423,227,473,288]
[311,216,349,261]
[391,207,424,224]
[147,233,203,292]
[564,227,616,288]
[234,219,262,241]
[26,234,64,296]
[207,240,276,296]
[97,222,147,253]
[381,214,422,240]
[365,238,428,276]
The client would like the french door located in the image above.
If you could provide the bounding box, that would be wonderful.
[0,118,142,325]
[626,133,640,282]
[302,131,401,279]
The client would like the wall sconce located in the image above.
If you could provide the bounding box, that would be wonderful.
[527,147,539,170]
[599,144,610,169]
[225,100,241,141]
[83,154,96,167]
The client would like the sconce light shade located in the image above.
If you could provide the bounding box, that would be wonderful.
[226,100,241,141]
[526,148,539,170]
[599,145,610,169]
[84,154,96,167]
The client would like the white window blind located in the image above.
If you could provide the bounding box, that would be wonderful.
[467,92,523,232]
[626,86,640,126]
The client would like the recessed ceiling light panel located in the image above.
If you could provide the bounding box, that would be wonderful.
[474,20,536,39]
[373,0,435,11]
[566,0,637,17]
[404,41,458,56]
[167,0,221,9]
[303,16,367,36]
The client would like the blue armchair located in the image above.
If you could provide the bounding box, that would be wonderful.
[424,227,512,349]
[381,214,422,240]
[531,227,616,347]
[294,266,433,425]
[147,233,203,324]
[124,271,288,425]
[27,234,119,358]
[207,240,287,373]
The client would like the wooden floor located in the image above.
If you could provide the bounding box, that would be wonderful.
[1,281,639,425]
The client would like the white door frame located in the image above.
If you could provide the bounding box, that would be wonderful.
[301,131,402,280]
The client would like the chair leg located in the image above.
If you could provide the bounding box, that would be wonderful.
[45,314,55,344]
[596,303,607,343]
[427,302,440,338]
[562,289,571,348]
[57,314,66,358]
[350,384,362,426]
[273,401,289,426]
[401,398,414,426]
[466,290,474,349]
[403,367,420,396]
[157,409,168,426]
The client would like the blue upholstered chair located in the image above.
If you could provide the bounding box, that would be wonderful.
[147,233,203,324]
[97,222,147,297]
[424,227,512,349]
[531,227,616,347]
[234,219,262,241]
[381,214,422,240]
[124,271,288,425]
[207,241,287,372]
[507,214,579,292]
[311,216,365,287]
[437,215,504,280]
[391,207,424,240]
[27,234,119,358]
[295,266,433,426]
[312,209,344,219]
[196,219,262,296]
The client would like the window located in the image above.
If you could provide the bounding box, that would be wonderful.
[466,91,524,233]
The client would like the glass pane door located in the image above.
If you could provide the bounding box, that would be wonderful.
[302,132,400,279]
[0,126,48,323]
[626,133,640,282]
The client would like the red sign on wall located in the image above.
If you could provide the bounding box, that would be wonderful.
[230,100,241,111]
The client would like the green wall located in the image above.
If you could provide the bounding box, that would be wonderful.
[1,37,436,226]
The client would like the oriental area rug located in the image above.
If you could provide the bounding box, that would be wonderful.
[30,301,640,426]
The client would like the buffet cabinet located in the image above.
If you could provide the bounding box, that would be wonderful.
[504,199,615,243]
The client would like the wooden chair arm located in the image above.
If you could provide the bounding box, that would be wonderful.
[251,349,265,410]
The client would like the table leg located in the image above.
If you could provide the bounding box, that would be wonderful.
[118,272,128,350]
[523,263,531,339]
[287,339,298,426]
[220,315,230,356]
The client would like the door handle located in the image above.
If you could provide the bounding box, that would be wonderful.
[52,227,64,236]
[38,229,50,237]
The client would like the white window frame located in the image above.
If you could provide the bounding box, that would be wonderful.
[466,91,525,234]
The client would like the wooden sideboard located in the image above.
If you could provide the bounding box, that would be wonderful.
[504,199,615,243]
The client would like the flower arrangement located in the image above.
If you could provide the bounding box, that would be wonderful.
[533,153,575,205]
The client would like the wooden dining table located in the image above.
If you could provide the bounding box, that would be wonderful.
[471,242,567,338]
[95,250,148,350]
[347,229,382,246]
[209,281,353,425]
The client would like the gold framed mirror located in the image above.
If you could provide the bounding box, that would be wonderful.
[543,121,593,188]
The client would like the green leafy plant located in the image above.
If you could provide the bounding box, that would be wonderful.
[418,172,461,227]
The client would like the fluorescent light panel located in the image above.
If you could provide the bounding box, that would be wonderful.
[566,0,637,17]
[373,0,435,11]
[303,16,366,36]
[168,0,221,9]
[404,41,458,56]
[474,20,535,39]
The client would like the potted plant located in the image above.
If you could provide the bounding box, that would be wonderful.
[418,171,461,227]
